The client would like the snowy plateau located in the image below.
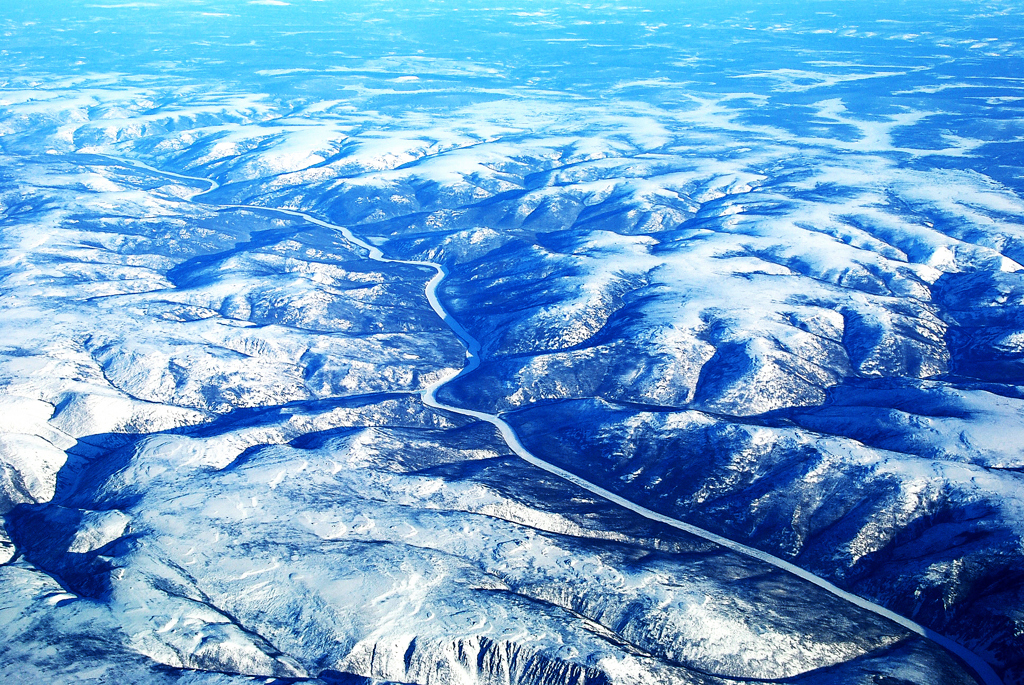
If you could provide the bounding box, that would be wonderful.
[1,1,1023,684]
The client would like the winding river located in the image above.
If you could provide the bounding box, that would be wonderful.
[107,156,1003,685]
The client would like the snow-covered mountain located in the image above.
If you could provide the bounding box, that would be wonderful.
[1,0,1022,683]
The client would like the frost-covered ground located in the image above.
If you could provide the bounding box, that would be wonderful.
[1,0,1023,683]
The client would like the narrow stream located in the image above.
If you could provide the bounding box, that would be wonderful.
[106,156,1003,685]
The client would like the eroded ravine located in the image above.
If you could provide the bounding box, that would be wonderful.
[108,156,1003,685]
